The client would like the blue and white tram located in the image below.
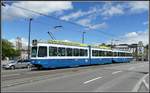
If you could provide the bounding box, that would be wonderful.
[30,42,133,69]
[31,43,90,69]
[91,48,112,64]
[112,50,133,63]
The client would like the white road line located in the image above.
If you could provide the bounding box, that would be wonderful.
[140,65,144,67]
[142,79,149,89]
[132,74,149,92]
[2,74,21,77]
[112,71,122,75]
[83,77,103,84]
[128,67,135,70]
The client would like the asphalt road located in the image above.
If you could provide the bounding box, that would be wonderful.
[1,61,149,92]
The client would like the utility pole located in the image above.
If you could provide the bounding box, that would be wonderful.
[82,31,86,44]
[28,18,33,59]
[1,2,6,61]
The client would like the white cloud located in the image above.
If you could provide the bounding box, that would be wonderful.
[100,1,149,19]
[2,1,73,20]
[117,30,149,45]
[125,32,138,37]
[101,3,124,19]
[63,40,71,42]
[60,7,98,21]
[77,18,108,30]
[21,38,28,46]
[128,1,149,14]
[143,21,148,25]
[9,37,28,49]
[9,38,16,47]
[60,10,84,21]
[77,18,91,27]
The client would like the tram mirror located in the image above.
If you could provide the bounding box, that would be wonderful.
[32,40,37,45]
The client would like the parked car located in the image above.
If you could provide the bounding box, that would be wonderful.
[2,59,32,70]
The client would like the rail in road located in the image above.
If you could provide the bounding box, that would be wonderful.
[1,61,149,92]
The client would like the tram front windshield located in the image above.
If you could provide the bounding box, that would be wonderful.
[31,47,37,57]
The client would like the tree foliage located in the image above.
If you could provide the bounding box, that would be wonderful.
[2,39,21,60]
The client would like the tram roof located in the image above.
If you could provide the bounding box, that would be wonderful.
[33,40,111,50]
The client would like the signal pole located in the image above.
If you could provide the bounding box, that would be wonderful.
[28,18,33,59]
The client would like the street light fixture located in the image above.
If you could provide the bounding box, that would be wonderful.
[48,25,63,40]
[54,25,63,29]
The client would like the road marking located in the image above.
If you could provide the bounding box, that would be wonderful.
[140,65,144,67]
[142,79,149,89]
[128,67,135,70]
[112,71,122,75]
[132,74,149,92]
[3,81,28,88]
[2,74,21,77]
[83,77,103,84]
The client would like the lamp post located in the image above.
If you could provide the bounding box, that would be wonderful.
[82,31,86,44]
[28,18,33,59]
[1,2,6,61]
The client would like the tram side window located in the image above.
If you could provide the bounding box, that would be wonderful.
[126,53,129,56]
[121,53,125,56]
[49,47,57,56]
[73,48,80,56]
[104,51,107,56]
[80,49,84,56]
[80,49,87,56]
[99,51,104,56]
[38,46,47,57]
[118,52,121,56]
[123,53,126,56]
[66,48,72,56]
[129,53,132,56]
[113,52,118,56]
[58,47,66,56]
[119,52,125,56]
[84,50,88,56]
[92,50,96,56]
[124,53,126,56]
[92,50,98,56]
[107,51,112,56]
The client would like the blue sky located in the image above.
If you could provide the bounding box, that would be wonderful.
[2,1,149,46]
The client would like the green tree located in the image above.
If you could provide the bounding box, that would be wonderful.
[2,39,21,60]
